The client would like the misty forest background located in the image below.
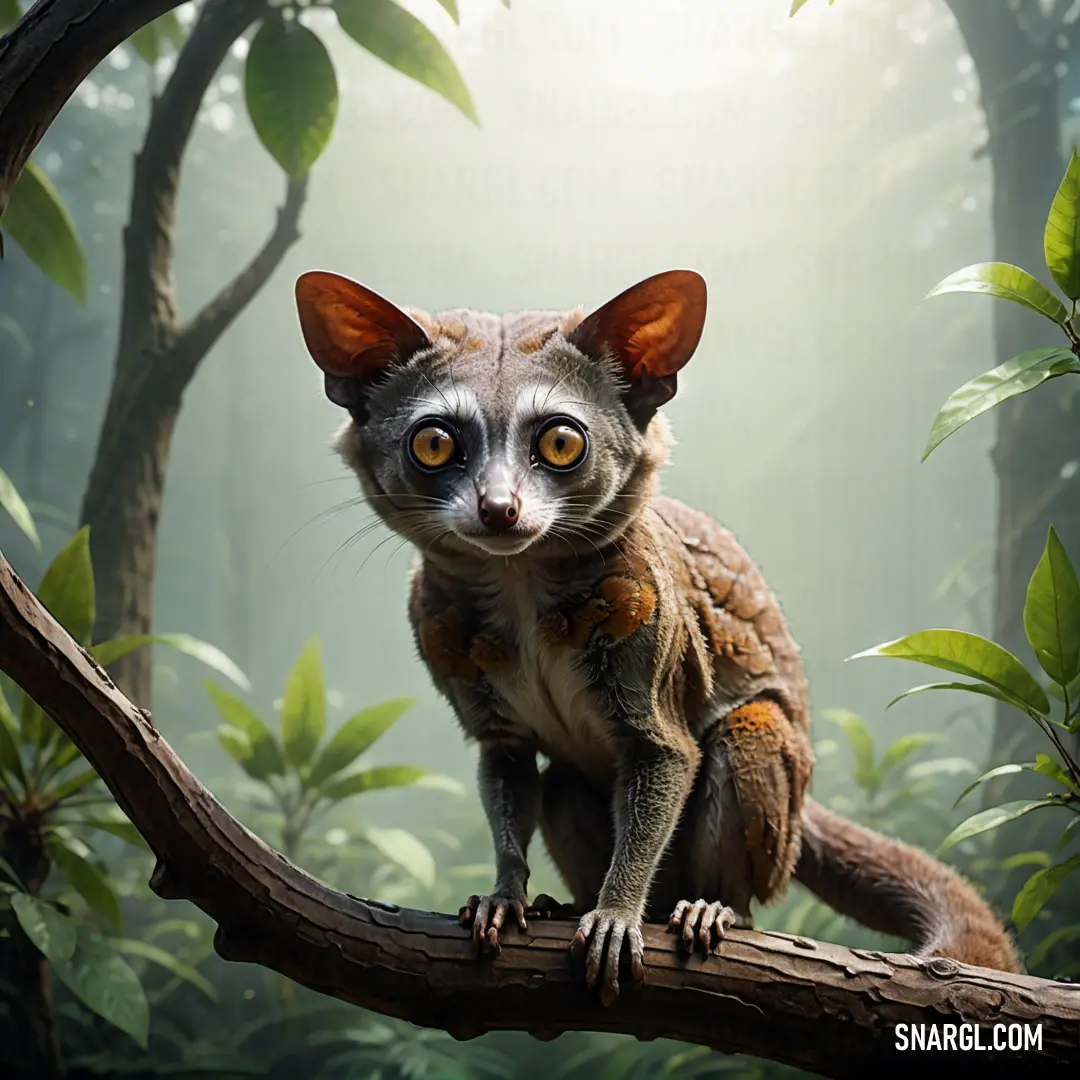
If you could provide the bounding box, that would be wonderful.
[1,0,1079,1077]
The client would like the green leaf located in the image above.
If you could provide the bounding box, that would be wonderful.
[1033,752,1079,795]
[820,709,876,791]
[48,736,83,775]
[887,679,1031,714]
[19,694,50,751]
[0,854,27,890]
[1047,669,1080,704]
[52,924,149,1048]
[0,0,22,32]
[11,893,78,964]
[1055,815,1080,853]
[1013,856,1080,933]
[0,689,25,786]
[921,348,1079,461]
[0,313,32,361]
[906,757,977,780]
[35,526,95,646]
[93,633,250,690]
[938,800,1053,854]
[848,629,1050,715]
[435,0,459,21]
[205,682,284,779]
[113,938,217,1000]
[80,814,149,851]
[244,19,338,180]
[1029,922,1080,969]
[216,726,255,769]
[954,762,1030,807]
[925,262,1069,325]
[319,764,462,803]
[46,766,101,806]
[128,11,185,65]
[1000,850,1052,871]
[877,733,939,778]
[280,636,326,768]
[1024,525,1080,687]
[49,836,122,932]
[335,0,478,124]
[3,162,87,305]
[361,826,435,888]
[0,466,40,549]
[790,0,813,12]
[306,697,415,789]
[1045,147,1080,301]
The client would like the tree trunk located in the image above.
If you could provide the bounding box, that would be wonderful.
[945,4,1080,777]
[80,392,180,703]
[74,0,304,706]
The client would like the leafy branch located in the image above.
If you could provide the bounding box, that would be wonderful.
[208,634,463,881]
[851,523,1080,934]
[918,149,1080,460]
[1,528,249,1046]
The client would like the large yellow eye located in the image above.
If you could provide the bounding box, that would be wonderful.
[410,424,457,469]
[536,420,587,470]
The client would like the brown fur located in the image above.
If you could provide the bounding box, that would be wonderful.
[297,267,1022,994]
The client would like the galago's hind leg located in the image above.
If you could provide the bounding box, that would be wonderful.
[659,697,812,953]
[535,762,614,917]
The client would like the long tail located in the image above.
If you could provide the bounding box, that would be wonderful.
[794,797,1022,973]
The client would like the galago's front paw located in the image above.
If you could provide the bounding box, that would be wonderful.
[570,906,645,1006]
[667,898,739,954]
[458,887,528,956]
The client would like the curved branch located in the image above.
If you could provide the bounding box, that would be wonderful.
[0,550,1077,1079]
[0,0,185,212]
[168,175,309,394]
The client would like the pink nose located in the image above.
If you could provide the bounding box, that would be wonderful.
[478,492,521,533]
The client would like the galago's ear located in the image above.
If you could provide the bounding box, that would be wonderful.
[569,269,707,429]
[295,271,432,420]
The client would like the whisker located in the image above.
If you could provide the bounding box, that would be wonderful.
[540,370,574,413]
[418,370,453,414]
[354,532,403,578]
[298,475,360,489]
[271,497,375,564]
[310,519,390,587]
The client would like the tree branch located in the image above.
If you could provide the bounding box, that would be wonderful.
[168,174,309,394]
[116,0,269,377]
[0,0,185,213]
[0,549,1077,1078]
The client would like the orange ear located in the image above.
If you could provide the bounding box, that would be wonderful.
[295,271,432,379]
[569,269,707,426]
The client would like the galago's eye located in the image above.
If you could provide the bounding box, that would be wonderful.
[534,417,588,471]
[409,420,460,470]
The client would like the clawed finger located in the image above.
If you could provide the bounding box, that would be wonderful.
[472,897,494,953]
[572,909,644,1006]
[458,894,481,926]
[667,898,737,954]
[460,894,528,957]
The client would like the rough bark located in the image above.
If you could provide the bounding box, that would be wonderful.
[76,0,306,705]
[943,3,1080,771]
[1,550,1078,1079]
